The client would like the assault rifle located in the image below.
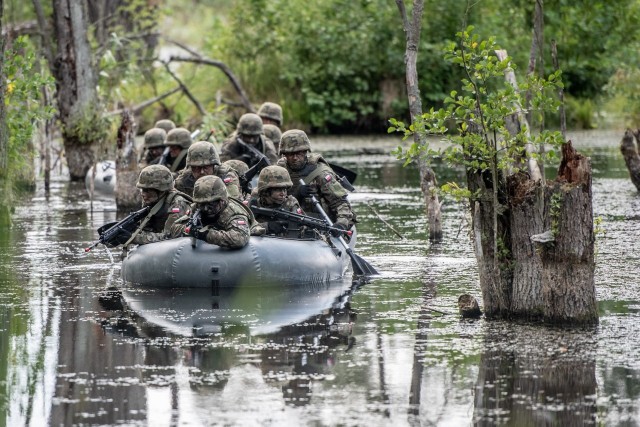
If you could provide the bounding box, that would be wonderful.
[183,209,202,248]
[249,205,352,238]
[238,156,269,194]
[85,206,151,252]
[236,137,271,168]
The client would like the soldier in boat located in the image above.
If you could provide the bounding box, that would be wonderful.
[250,165,304,237]
[174,141,243,201]
[154,119,176,134]
[220,113,278,168]
[257,102,283,128]
[115,165,190,248]
[159,127,193,175]
[138,127,167,169]
[277,129,355,234]
[171,175,256,249]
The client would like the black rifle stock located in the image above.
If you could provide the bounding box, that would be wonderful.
[236,137,271,167]
[250,205,352,237]
[239,156,269,194]
[85,206,151,252]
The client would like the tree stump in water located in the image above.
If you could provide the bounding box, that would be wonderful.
[458,294,482,318]
[115,110,141,210]
[474,141,597,325]
[620,128,640,191]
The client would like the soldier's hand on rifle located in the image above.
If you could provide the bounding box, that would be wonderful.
[298,184,317,198]
[266,220,288,234]
[193,228,209,241]
[330,222,348,238]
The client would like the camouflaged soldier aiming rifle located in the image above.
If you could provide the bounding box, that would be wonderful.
[250,165,304,237]
[170,175,257,249]
[277,130,355,233]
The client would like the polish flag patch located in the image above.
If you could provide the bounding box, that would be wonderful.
[236,220,247,225]
[171,208,181,213]
[224,177,232,184]
[324,174,332,182]
[296,208,302,214]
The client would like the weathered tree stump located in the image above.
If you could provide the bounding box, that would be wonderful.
[115,110,141,210]
[620,128,640,191]
[473,141,597,325]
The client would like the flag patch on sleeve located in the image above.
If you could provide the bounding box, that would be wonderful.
[224,177,232,184]
[236,220,247,225]
[171,208,181,213]
[324,174,332,182]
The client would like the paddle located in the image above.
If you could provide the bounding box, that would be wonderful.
[300,179,378,278]
[328,163,357,191]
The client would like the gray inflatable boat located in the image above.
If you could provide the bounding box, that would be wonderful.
[121,232,356,288]
[85,160,116,197]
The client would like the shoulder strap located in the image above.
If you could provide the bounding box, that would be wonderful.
[170,149,188,172]
[303,163,328,185]
[123,194,168,248]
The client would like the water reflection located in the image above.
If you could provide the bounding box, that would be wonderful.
[95,279,358,422]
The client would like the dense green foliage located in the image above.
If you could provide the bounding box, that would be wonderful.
[391,27,564,196]
[3,38,54,183]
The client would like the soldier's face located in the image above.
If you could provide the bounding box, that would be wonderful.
[149,147,164,158]
[268,188,287,205]
[240,134,260,145]
[140,188,160,206]
[201,200,226,218]
[169,145,182,158]
[283,150,307,170]
[261,118,279,126]
[192,164,214,180]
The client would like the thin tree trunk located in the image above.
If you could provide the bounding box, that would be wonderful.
[115,110,141,210]
[0,0,8,228]
[395,0,442,241]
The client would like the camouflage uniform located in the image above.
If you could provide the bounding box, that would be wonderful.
[263,124,283,152]
[277,130,355,229]
[250,165,303,237]
[160,127,193,174]
[139,127,167,168]
[257,102,283,127]
[170,175,255,249]
[220,113,278,167]
[130,165,190,245]
[174,141,243,200]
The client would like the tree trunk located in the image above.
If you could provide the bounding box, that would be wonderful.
[115,110,141,210]
[474,141,597,324]
[51,0,102,181]
[396,0,442,241]
[620,128,640,191]
[0,0,10,228]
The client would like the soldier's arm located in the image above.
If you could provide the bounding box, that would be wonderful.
[317,173,354,228]
[205,215,250,249]
[169,215,190,238]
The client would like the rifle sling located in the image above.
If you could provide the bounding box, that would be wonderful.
[123,193,170,248]
[170,150,188,173]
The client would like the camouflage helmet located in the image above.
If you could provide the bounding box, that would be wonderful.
[223,159,249,176]
[279,129,311,154]
[193,175,228,203]
[165,127,193,149]
[257,102,283,125]
[237,113,263,135]
[136,164,174,192]
[263,124,282,145]
[257,165,293,194]
[187,141,220,167]
[144,128,167,149]
[154,119,176,133]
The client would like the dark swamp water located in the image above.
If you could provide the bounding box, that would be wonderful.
[1,129,639,426]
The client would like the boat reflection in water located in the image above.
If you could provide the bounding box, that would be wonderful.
[100,277,358,420]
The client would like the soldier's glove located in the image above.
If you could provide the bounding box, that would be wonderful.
[298,184,317,198]
[266,220,288,234]
[330,222,347,238]
[193,228,209,241]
